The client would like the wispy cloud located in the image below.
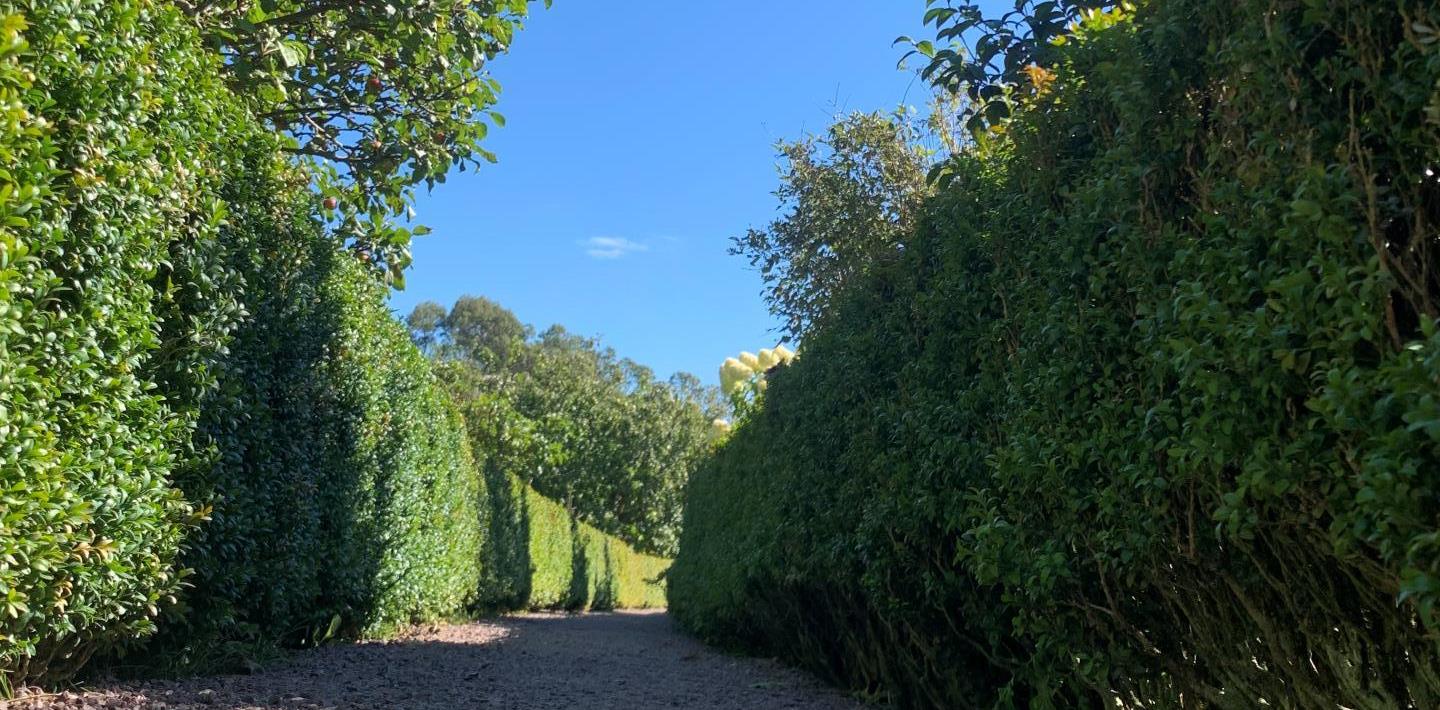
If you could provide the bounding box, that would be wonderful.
[582,236,648,260]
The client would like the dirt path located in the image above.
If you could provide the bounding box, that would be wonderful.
[21,611,862,709]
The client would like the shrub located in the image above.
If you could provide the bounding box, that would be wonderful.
[672,1,1440,707]
[0,0,259,686]
[152,241,486,668]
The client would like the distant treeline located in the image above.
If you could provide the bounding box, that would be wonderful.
[408,296,724,559]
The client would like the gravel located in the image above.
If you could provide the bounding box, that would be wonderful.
[14,611,863,709]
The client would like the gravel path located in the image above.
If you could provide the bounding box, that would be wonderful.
[17,611,862,709]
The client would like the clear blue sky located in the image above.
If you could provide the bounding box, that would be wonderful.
[389,1,949,385]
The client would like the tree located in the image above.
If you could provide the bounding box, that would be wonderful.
[406,298,720,557]
[406,301,449,353]
[445,295,532,366]
[405,296,532,365]
[732,111,935,341]
[899,1,1114,134]
[178,0,549,284]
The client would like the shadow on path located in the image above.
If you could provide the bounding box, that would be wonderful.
[27,612,862,710]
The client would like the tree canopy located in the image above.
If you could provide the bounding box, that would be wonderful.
[731,110,937,341]
[410,298,721,557]
[180,0,547,284]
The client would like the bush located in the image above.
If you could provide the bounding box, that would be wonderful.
[0,0,259,686]
[153,243,487,669]
[672,1,1440,707]
[446,373,669,614]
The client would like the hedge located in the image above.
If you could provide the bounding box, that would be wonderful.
[1,0,539,687]
[449,385,669,614]
[149,241,487,671]
[0,0,260,685]
[515,482,668,612]
[671,1,1440,707]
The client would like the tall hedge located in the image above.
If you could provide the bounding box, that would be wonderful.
[515,482,669,612]
[153,239,486,669]
[0,0,260,685]
[0,0,489,685]
[672,1,1440,707]
[446,375,669,614]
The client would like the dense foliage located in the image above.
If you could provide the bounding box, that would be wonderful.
[900,0,1111,133]
[412,297,721,557]
[673,0,1440,707]
[0,0,668,690]
[481,474,669,613]
[0,0,259,684]
[151,243,487,670]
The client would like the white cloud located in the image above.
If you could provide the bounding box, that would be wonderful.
[582,236,648,260]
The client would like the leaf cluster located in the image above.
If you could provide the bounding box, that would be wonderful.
[179,0,546,284]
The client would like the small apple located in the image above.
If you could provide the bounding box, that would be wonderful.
[367,75,382,91]
[323,197,338,210]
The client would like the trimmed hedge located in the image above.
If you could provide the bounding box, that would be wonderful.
[0,0,257,685]
[152,241,487,669]
[518,483,668,612]
[1,0,536,686]
[447,379,669,614]
[672,1,1440,707]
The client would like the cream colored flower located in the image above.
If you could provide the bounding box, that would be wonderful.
[757,348,780,370]
[739,351,761,370]
[720,357,753,393]
[774,345,796,364]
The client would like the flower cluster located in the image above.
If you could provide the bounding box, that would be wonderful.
[719,346,795,394]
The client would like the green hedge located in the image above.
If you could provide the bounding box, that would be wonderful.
[446,379,669,614]
[0,0,259,685]
[517,483,668,612]
[152,242,487,670]
[1,0,487,685]
[672,1,1440,707]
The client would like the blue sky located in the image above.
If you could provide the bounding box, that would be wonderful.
[389,1,946,384]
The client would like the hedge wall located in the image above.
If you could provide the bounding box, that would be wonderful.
[671,1,1440,708]
[516,483,668,612]
[151,240,487,670]
[0,0,259,685]
[446,382,669,614]
[2,0,512,687]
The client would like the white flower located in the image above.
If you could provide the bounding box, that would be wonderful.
[739,351,761,370]
[757,348,780,370]
[719,357,753,393]
[773,345,796,364]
